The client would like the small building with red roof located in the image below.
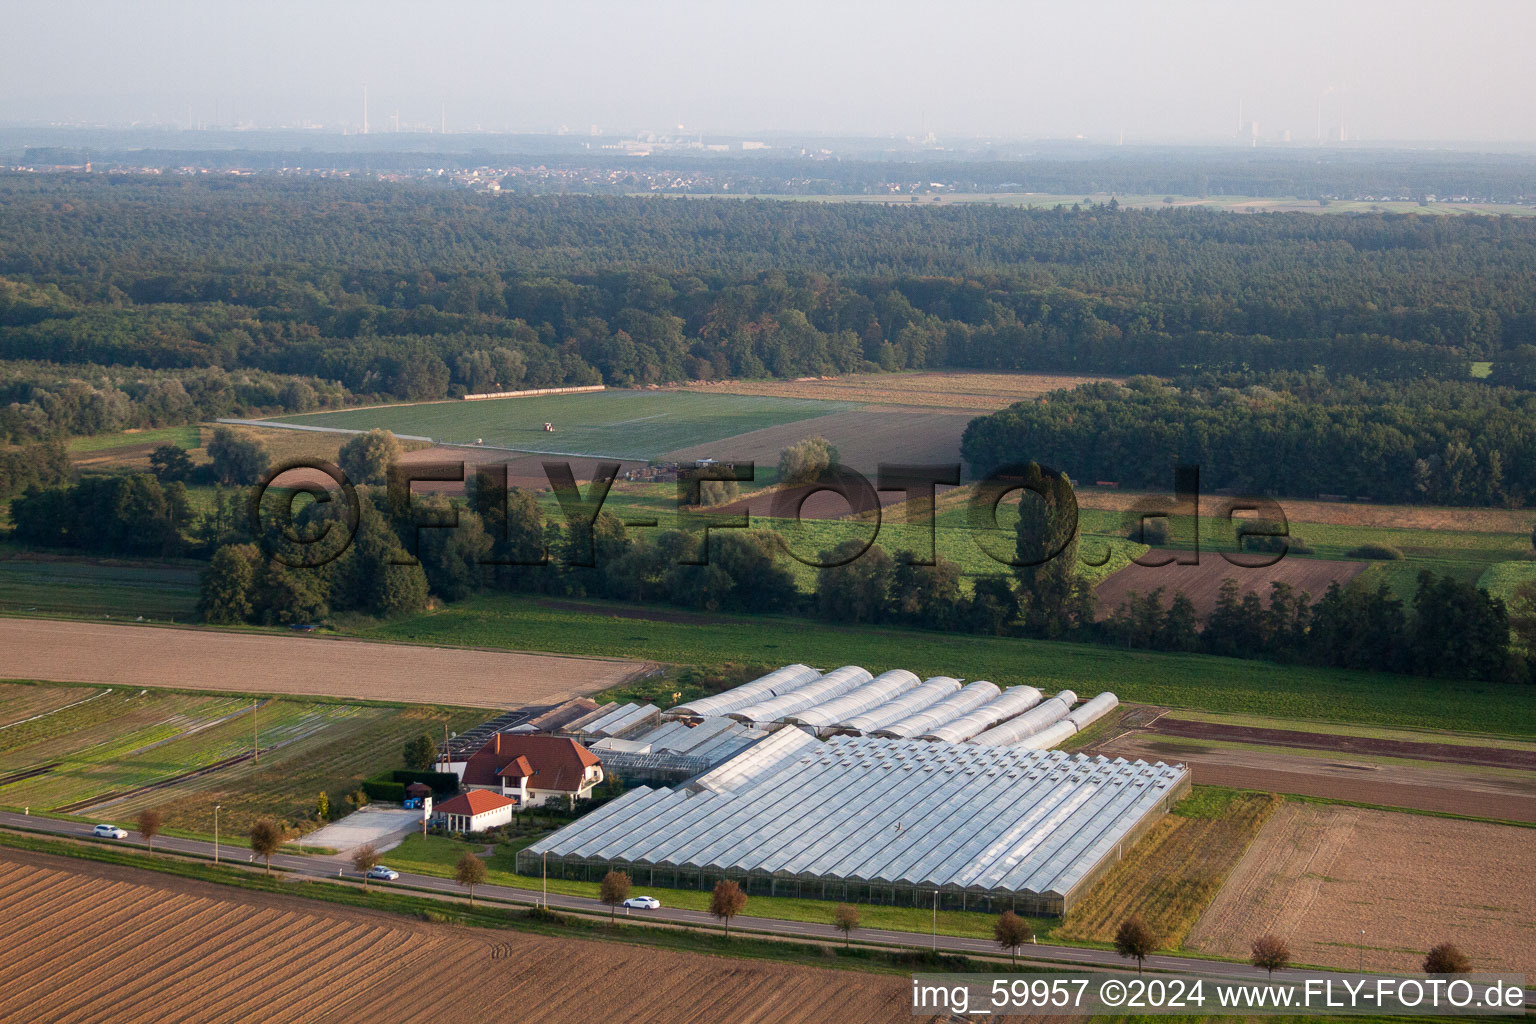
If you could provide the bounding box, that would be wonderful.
[433,789,517,833]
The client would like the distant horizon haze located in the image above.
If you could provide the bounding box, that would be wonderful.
[2,0,1532,145]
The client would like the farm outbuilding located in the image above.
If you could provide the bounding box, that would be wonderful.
[518,731,1189,916]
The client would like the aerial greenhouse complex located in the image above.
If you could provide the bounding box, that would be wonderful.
[521,729,1189,915]
[528,666,1184,915]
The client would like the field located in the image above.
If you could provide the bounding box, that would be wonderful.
[666,406,975,476]
[0,681,484,835]
[681,370,1117,410]
[0,618,651,708]
[0,554,200,620]
[1055,789,1280,947]
[0,849,929,1024]
[1093,553,1368,620]
[1478,560,1536,606]
[1103,730,1536,823]
[270,390,857,460]
[1185,802,1536,974]
[362,593,1536,736]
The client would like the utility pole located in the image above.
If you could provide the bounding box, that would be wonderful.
[543,851,548,909]
[932,890,938,951]
[214,805,221,864]
[252,701,259,761]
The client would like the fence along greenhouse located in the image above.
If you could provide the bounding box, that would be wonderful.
[520,731,1189,916]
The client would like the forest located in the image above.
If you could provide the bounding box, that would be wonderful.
[2,174,1535,502]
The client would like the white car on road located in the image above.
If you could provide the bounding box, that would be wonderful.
[92,824,128,839]
[367,865,400,882]
[622,896,661,910]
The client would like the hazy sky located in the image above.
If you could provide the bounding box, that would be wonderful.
[3,0,1532,143]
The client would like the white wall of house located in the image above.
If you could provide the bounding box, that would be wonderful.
[438,802,514,833]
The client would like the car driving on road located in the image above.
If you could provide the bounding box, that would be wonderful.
[366,865,400,881]
[622,896,661,910]
[92,824,128,839]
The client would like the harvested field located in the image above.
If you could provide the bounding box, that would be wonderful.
[1186,803,1536,974]
[1093,552,1367,620]
[665,405,974,474]
[1057,789,1279,947]
[0,849,934,1024]
[683,370,1117,411]
[1103,732,1536,823]
[0,618,652,708]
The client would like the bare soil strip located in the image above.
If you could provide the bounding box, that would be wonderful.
[1186,803,1536,974]
[1105,732,1536,823]
[0,848,934,1024]
[0,618,653,709]
[1151,718,1536,770]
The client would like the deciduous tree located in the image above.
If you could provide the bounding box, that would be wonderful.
[600,870,632,920]
[135,808,165,854]
[994,910,1033,966]
[456,851,489,906]
[833,903,860,947]
[710,879,747,939]
[249,817,284,876]
[1114,916,1157,974]
[1250,934,1291,977]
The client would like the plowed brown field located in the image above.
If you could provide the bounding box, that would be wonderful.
[1185,803,1536,974]
[1093,553,1367,620]
[0,849,936,1024]
[0,618,651,708]
[682,371,1117,410]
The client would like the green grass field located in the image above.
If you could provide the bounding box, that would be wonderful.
[358,593,1536,736]
[65,424,202,454]
[0,555,200,620]
[272,390,857,460]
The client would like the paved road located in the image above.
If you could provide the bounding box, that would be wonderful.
[3,811,1524,996]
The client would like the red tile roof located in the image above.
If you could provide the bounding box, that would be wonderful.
[436,789,517,817]
[462,733,601,793]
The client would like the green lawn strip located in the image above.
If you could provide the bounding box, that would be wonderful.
[66,424,201,454]
[359,593,1536,737]
[384,832,1055,944]
[0,828,1021,978]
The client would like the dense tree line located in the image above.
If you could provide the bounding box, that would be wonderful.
[962,376,1536,505]
[189,461,1527,685]
[1105,573,1521,683]
[3,177,1536,460]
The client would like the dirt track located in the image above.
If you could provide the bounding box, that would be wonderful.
[1186,803,1536,974]
[0,618,652,709]
[0,849,936,1024]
